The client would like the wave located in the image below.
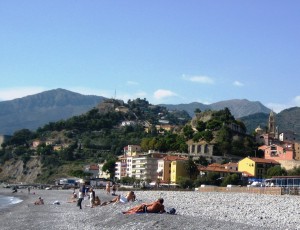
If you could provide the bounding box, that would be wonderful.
[0,195,23,209]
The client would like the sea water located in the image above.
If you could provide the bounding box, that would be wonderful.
[0,195,23,210]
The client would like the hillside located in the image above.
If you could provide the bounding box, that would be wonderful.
[160,99,271,118]
[276,107,300,137]
[0,98,192,183]
[239,107,300,140]
[239,113,269,134]
[0,88,106,135]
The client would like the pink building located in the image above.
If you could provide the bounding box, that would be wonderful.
[260,143,294,161]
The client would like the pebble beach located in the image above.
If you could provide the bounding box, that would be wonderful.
[0,188,300,230]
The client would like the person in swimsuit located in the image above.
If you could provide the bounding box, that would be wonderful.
[101,191,136,206]
[122,198,165,214]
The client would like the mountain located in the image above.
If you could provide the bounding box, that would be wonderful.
[238,113,269,134]
[0,88,106,135]
[160,99,271,118]
[239,107,300,139]
[274,107,300,137]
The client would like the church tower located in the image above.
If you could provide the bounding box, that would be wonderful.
[268,110,276,138]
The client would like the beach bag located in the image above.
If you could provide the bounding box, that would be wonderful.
[167,208,176,215]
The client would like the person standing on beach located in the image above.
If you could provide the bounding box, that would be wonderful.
[77,186,84,209]
[106,181,111,195]
[112,184,117,195]
[88,187,95,208]
[28,187,30,194]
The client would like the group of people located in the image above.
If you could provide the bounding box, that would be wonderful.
[75,182,169,214]
[77,185,101,209]
[31,182,172,215]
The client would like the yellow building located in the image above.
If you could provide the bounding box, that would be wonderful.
[238,157,280,179]
[170,159,189,184]
[157,156,188,184]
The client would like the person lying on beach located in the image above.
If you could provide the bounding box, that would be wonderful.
[67,192,78,203]
[122,198,166,214]
[34,197,44,205]
[101,191,136,206]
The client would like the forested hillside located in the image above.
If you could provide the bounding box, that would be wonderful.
[0,99,258,184]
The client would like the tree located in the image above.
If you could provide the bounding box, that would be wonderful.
[194,156,209,166]
[183,125,194,140]
[102,159,117,179]
[185,157,199,179]
[196,121,206,132]
[267,166,287,178]
[194,108,201,115]
[221,174,240,187]
[177,177,194,189]
[286,166,300,176]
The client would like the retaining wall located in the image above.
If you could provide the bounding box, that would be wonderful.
[198,186,282,195]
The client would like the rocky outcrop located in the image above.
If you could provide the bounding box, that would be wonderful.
[0,157,42,183]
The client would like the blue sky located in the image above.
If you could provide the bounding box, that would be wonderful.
[1,1,300,113]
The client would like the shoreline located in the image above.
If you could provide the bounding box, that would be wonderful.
[0,188,298,229]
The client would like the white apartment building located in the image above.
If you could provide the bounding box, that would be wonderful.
[115,161,122,180]
[131,156,157,181]
[115,150,166,182]
[126,156,134,177]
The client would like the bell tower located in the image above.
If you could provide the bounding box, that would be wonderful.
[268,110,275,138]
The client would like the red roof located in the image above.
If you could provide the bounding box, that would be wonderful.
[249,157,280,164]
[198,165,240,174]
[162,155,188,161]
[89,165,99,170]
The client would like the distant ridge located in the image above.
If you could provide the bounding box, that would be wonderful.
[239,107,300,140]
[160,99,271,118]
[1,88,299,138]
[0,88,106,135]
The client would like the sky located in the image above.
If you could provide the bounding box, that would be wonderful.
[1,1,300,113]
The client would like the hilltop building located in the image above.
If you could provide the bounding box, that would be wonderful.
[255,111,300,170]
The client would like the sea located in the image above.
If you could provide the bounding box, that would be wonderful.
[0,194,23,210]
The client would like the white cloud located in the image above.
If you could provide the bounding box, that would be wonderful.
[153,89,177,100]
[182,75,214,84]
[118,90,147,102]
[233,81,244,87]
[266,103,291,113]
[0,87,46,101]
[294,96,300,106]
[126,81,139,86]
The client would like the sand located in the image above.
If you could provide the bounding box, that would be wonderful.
[0,187,299,230]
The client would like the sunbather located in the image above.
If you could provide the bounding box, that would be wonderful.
[122,198,166,214]
[101,191,135,206]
